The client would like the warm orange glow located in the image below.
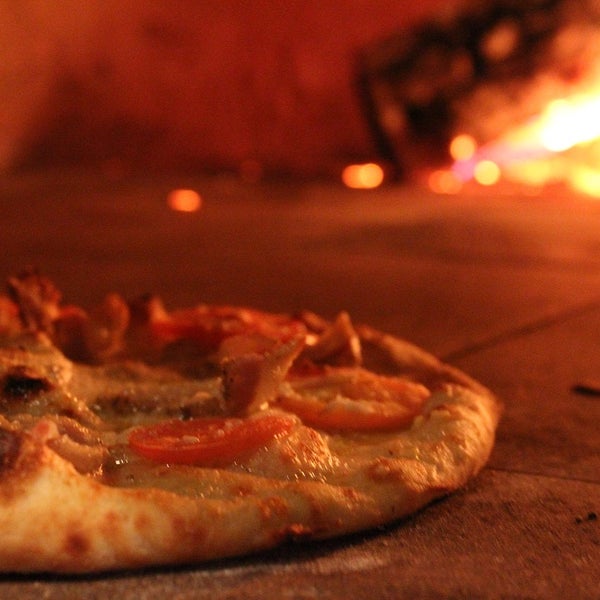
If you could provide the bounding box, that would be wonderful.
[428,169,462,194]
[342,163,384,189]
[473,160,501,186]
[449,134,477,161]
[571,165,600,198]
[167,189,202,212]
[442,81,600,197]
[504,159,556,187]
[538,97,600,153]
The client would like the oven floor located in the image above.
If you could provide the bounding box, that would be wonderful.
[1,170,598,598]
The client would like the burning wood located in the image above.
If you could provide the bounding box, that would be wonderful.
[357,0,600,195]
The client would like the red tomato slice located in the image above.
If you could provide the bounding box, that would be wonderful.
[150,306,306,351]
[277,395,419,431]
[128,413,296,466]
[279,369,430,431]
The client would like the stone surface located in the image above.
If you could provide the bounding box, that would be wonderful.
[0,472,597,599]
[455,304,600,482]
[0,171,599,597]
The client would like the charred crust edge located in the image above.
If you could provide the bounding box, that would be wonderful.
[2,366,54,400]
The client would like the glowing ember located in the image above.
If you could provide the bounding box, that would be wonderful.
[342,163,384,189]
[167,189,202,212]
[434,87,600,197]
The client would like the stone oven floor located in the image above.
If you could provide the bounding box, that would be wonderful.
[1,170,598,599]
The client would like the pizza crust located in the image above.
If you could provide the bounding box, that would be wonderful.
[0,322,500,573]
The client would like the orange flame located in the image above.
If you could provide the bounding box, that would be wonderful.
[435,87,600,197]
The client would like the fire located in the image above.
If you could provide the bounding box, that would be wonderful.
[433,89,600,197]
[539,97,600,153]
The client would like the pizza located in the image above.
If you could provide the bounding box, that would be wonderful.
[0,269,501,573]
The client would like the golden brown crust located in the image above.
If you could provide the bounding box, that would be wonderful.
[0,300,501,574]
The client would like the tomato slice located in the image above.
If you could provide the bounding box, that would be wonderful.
[278,369,430,431]
[128,413,296,466]
[150,306,306,352]
[277,396,419,431]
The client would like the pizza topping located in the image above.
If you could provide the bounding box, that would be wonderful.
[0,297,21,336]
[7,268,62,333]
[53,294,132,363]
[221,335,304,414]
[26,418,107,475]
[128,412,297,466]
[150,305,307,352]
[48,431,107,475]
[0,334,74,393]
[128,294,169,327]
[81,293,130,361]
[91,387,223,428]
[278,368,430,431]
[0,427,21,472]
[79,362,224,428]
[216,333,277,361]
[52,304,91,360]
[301,311,362,367]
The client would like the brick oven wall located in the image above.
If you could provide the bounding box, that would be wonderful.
[0,1,450,177]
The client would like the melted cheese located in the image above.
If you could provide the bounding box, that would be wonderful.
[0,334,340,492]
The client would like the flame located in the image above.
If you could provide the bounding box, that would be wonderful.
[538,97,600,153]
[436,87,600,197]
